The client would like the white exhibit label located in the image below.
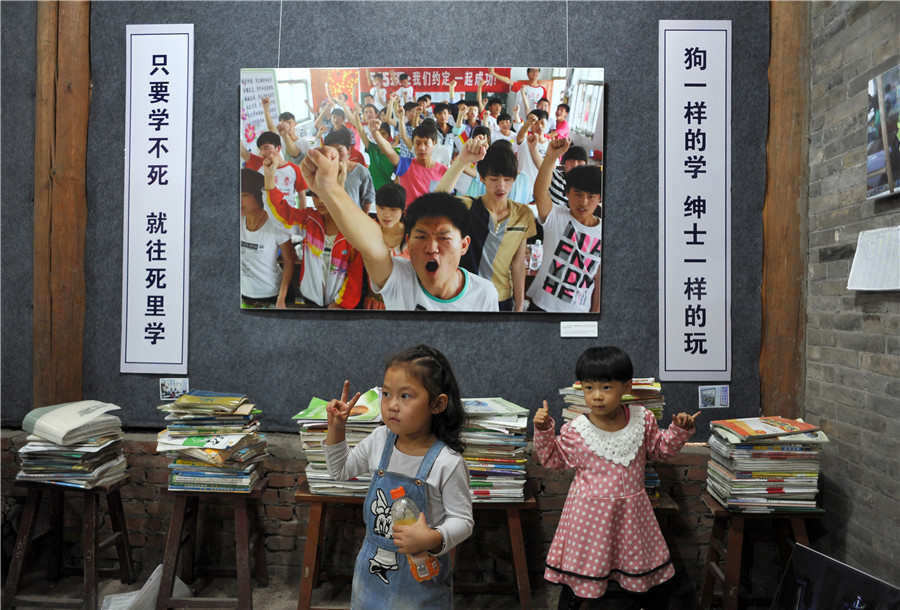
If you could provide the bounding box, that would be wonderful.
[560,321,599,338]
[121,24,194,374]
[658,20,732,381]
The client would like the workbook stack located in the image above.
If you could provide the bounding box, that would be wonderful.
[294,388,382,496]
[461,398,529,503]
[706,416,829,513]
[16,400,127,489]
[156,390,268,492]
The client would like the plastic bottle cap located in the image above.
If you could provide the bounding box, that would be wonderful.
[390,486,406,500]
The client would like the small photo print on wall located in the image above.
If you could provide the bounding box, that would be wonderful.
[239,67,606,313]
[160,378,190,401]
[699,385,729,409]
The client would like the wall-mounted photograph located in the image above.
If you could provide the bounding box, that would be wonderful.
[866,63,900,201]
[239,67,605,313]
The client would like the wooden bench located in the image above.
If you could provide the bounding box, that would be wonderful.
[156,478,269,610]
[294,475,536,610]
[1,476,135,610]
[699,492,823,610]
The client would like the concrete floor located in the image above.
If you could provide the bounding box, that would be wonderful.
[6,566,563,609]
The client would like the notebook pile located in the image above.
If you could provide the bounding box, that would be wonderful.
[156,390,267,492]
[16,400,127,489]
[706,416,828,513]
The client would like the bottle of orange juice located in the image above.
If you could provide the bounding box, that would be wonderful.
[390,486,440,582]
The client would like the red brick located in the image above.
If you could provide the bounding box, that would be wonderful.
[266,535,296,551]
[278,489,297,503]
[120,484,158,500]
[266,505,294,521]
[146,470,169,485]
[128,454,168,469]
[535,496,566,511]
[128,532,147,547]
[123,503,148,516]
[148,501,173,517]
[266,473,296,489]
[147,534,169,548]
[262,489,280,503]
[671,482,703,497]
[122,440,158,455]
[264,457,306,473]
[542,480,573,496]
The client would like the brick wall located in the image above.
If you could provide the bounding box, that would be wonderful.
[806,0,900,587]
[1,430,712,602]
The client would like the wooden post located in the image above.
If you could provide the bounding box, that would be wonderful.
[760,1,809,418]
[32,1,91,407]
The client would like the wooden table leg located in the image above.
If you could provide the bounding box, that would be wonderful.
[48,487,64,581]
[251,498,269,586]
[83,488,100,610]
[298,501,325,610]
[157,493,188,610]
[505,507,532,610]
[180,495,199,584]
[723,514,744,610]
[1,487,42,610]
[106,488,136,584]
[790,516,809,546]
[234,496,253,609]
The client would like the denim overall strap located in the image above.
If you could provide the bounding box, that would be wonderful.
[352,432,454,609]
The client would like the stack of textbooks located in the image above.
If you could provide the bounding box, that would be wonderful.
[706,416,829,513]
[294,388,382,496]
[558,378,665,423]
[462,398,529,503]
[156,391,268,493]
[16,401,127,489]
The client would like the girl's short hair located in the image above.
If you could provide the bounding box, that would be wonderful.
[375,183,406,211]
[386,345,467,453]
[575,346,634,383]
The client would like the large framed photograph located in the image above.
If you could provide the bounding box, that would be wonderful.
[866,63,900,201]
[239,66,605,313]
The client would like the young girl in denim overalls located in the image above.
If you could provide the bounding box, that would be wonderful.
[324,345,474,609]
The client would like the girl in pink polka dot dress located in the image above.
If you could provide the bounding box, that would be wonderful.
[533,346,700,610]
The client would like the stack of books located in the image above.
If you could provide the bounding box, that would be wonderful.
[706,416,829,513]
[16,401,127,489]
[462,398,529,503]
[156,390,268,493]
[294,388,382,496]
[558,378,665,423]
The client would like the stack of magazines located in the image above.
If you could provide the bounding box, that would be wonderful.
[16,401,127,489]
[558,378,665,423]
[462,397,529,503]
[156,391,267,492]
[293,388,382,496]
[706,416,829,513]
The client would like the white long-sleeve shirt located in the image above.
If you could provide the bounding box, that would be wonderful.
[324,425,474,555]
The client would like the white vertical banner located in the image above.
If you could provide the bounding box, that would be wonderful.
[659,21,732,381]
[121,24,194,374]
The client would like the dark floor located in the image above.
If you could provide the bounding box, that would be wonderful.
[2,552,750,609]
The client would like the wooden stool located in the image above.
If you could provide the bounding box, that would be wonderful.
[156,478,269,610]
[1,476,136,610]
[293,475,536,610]
[699,493,823,610]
